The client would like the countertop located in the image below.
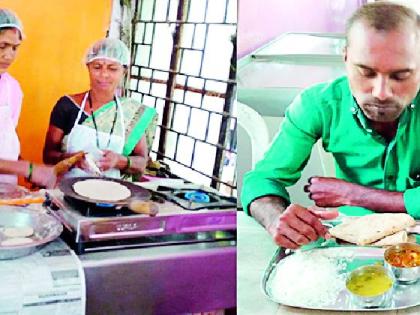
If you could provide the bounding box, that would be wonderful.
[80,240,236,315]
[237,211,420,315]
[43,184,237,314]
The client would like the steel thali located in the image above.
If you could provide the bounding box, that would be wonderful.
[0,206,63,259]
[262,242,420,311]
[0,182,28,200]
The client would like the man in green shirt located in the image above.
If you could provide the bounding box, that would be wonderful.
[241,2,420,249]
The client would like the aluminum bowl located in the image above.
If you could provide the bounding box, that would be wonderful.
[0,206,63,259]
[384,243,420,284]
[346,265,394,309]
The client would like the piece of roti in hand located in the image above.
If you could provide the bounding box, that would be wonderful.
[329,213,415,246]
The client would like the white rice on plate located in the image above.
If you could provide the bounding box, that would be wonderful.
[270,248,355,308]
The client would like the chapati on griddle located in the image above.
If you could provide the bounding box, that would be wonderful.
[73,179,131,202]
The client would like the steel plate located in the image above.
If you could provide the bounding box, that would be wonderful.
[262,245,420,311]
[59,176,151,206]
[0,206,63,259]
[0,182,28,200]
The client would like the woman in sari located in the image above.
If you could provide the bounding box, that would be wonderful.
[43,38,157,179]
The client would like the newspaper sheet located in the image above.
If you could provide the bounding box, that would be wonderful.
[0,239,85,315]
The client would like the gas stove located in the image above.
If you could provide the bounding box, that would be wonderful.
[45,180,236,254]
[152,185,237,210]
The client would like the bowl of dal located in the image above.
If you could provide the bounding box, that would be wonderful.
[346,264,394,308]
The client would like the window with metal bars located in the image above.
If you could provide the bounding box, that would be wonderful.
[129,0,237,196]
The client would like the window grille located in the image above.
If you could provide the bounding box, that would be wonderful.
[129,0,237,196]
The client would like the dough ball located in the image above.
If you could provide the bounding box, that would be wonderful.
[3,226,34,238]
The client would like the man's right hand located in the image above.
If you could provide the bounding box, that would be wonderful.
[267,204,338,249]
[249,197,339,249]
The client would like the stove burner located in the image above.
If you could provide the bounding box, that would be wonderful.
[183,191,210,203]
[156,186,236,211]
[63,196,134,217]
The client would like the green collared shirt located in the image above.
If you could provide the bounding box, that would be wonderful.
[241,76,420,218]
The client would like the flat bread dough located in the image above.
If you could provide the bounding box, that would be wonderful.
[1,237,34,246]
[329,213,415,245]
[2,226,34,238]
[73,179,131,202]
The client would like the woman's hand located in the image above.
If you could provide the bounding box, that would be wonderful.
[31,164,57,188]
[97,150,124,171]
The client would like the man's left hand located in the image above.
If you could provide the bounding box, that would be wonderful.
[304,176,357,207]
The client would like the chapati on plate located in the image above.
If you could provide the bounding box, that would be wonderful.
[329,213,415,246]
[370,230,408,246]
[2,226,34,238]
[1,237,34,246]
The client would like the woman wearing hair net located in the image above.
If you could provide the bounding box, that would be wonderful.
[43,38,157,179]
[0,9,56,187]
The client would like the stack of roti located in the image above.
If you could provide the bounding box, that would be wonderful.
[329,213,416,246]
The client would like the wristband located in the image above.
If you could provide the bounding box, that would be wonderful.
[27,162,33,181]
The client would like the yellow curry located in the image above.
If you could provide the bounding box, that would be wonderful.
[346,266,393,297]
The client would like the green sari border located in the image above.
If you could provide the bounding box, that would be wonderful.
[123,106,157,156]
[84,99,115,122]
[83,97,157,156]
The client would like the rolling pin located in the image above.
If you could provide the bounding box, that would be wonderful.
[54,152,85,175]
[128,200,159,216]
